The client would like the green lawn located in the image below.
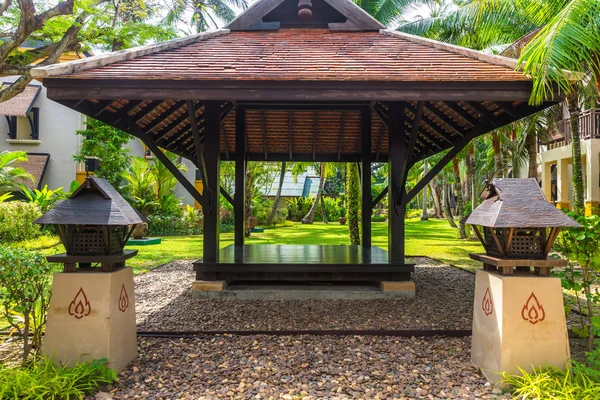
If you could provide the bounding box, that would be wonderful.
[17,218,483,274]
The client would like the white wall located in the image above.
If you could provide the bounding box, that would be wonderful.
[0,76,85,191]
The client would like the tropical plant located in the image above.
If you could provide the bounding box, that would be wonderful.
[0,193,13,202]
[75,119,133,188]
[346,162,360,245]
[164,0,249,33]
[0,0,175,102]
[0,358,116,399]
[0,151,34,194]
[555,213,600,351]
[502,365,600,398]
[21,184,66,213]
[0,202,42,242]
[0,247,52,362]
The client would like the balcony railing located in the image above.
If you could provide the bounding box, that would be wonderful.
[547,108,600,149]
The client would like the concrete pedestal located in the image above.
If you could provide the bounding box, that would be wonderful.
[44,267,137,372]
[471,270,570,384]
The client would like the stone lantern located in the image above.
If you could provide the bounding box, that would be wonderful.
[465,178,580,384]
[36,177,146,371]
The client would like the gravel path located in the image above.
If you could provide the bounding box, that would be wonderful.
[134,258,475,331]
[101,335,507,399]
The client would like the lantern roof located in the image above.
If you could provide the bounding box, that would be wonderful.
[35,177,147,226]
[465,178,580,228]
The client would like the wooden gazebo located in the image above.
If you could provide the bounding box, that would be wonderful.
[31,0,564,284]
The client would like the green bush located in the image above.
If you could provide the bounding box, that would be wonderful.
[0,247,52,361]
[503,365,600,399]
[287,197,313,221]
[147,214,191,236]
[322,196,342,221]
[0,358,116,399]
[372,214,387,222]
[405,208,422,219]
[0,202,42,242]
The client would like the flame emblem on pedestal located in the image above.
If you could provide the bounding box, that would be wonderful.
[482,287,493,316]
[521,292,545,325]
[68,288,91,319]
[118,284,129,313]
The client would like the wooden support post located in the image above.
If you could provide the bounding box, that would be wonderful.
[361,107,372,248]
[387,102,406,263]
[202,102,221,266]
[235,107,246,247]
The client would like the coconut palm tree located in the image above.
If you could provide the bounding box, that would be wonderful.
[164,0,248,33]
[0,151,34,194]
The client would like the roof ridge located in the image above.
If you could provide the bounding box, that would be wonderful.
[380,29,520,71]
[31,29,230,79]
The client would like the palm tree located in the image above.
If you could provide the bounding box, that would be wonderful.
[165,0,249,33]
[346,162,360,244]
[0,151,34,194]
[266,161,286,226]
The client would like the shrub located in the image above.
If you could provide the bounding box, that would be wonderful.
[503,365,600,399]
[21,185,67,213]
[0,358,116,399]
[183,205,203,231]
[0,247,52,361]
[555,213,600,350]
[287,197,313,221]
[0,202,42,242]
[372,214,387,222]
[322,196,342,221]
[405,208,422,219]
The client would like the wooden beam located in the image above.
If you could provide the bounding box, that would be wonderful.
[63,99,204,206]
[372,187,388,208]
[312,112,317,161]
[234,107,246,247]
[489,227,505,257]
[220,187,233,206]
[387,102,406,263]
[221,123,230,160]
[288,111,293,160]
[442,102,478,127]
[202,101,222,263]
[187,100,205,182]
[405,100,544,201]
[144,100,186,135]
[375,125,385,162]
[337,112,345,162]
[94,100,114,117]
[504,227,515,255]
[135,100,164,125]
[46,79,554,102]
[406,103,454,145]
[424,103,467,136]
[261,111,268,160]
[361,107,372,248]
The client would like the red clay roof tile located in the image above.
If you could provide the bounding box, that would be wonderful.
[66,29,529,82]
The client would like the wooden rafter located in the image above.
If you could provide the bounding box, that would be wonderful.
[424,103,466,136]
[442,102,479,127]
[337,112,345,161]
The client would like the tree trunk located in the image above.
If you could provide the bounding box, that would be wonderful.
[320,195,328,223]
[244,168,253,237]
[429,180,443,218]
[466,143,476,210]
[302,163,325,224]
[346,163,360,245]
[491,132,504,178]
[452,158,467,238]
[266,161,286,226]
[421,162,429,220]
[568,93,585,214]
[526,131,538,179]
[443,184,457,228]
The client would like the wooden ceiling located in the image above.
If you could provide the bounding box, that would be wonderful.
[60,98,555,165]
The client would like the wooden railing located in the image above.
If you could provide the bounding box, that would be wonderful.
[547,108,600,149]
